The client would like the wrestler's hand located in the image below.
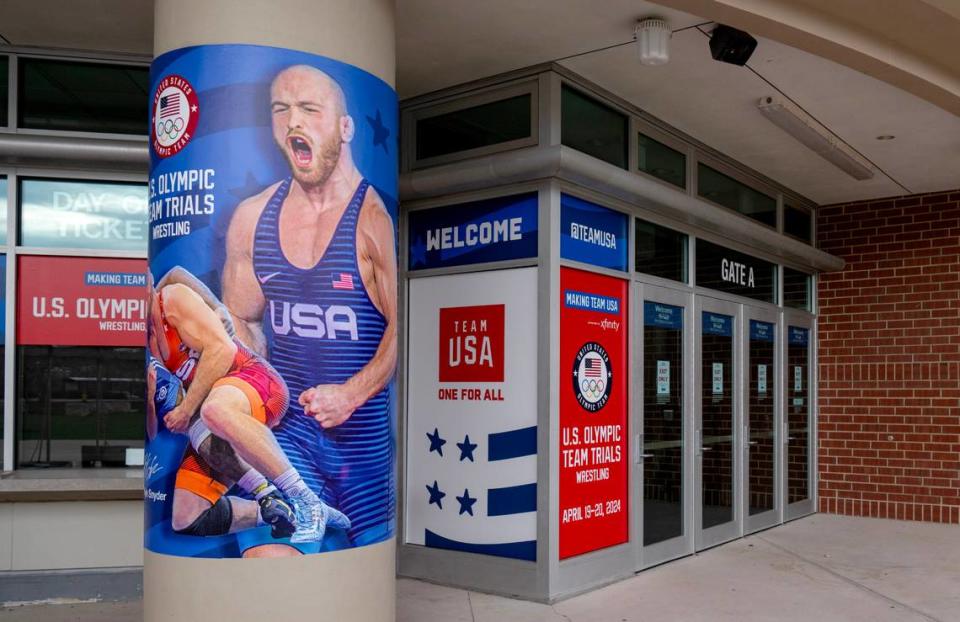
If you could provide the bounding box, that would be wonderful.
[299,385,358,429]
[163,405,192,434]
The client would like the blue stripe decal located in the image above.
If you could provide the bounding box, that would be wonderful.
[424,529,536,561]
[487,483,537,516]
[487,426,537,461]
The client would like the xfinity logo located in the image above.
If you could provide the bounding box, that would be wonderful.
[270,301,359,340]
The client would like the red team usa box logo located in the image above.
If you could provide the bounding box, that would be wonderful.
[439,304,505,382]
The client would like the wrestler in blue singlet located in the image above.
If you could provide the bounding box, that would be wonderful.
[236,178,394,554]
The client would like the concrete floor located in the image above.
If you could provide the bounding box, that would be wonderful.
[2,514,957,622]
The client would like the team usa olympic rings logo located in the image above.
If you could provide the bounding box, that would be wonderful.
[151,74,199,158]
[572,341,612,412]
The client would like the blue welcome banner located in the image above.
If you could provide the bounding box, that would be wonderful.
[408,193,538,270]
[750,320,775,342]
[560,194,628,271]
[644,301,683,329]
[702,311,733,337]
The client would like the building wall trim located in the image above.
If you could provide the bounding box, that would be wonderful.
[400,144,844,273]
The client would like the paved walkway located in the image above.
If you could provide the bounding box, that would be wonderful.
[2,514,957,621]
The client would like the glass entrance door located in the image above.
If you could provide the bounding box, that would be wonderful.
[744,308,779,533]
[785,315,815,519]
[695,297,741,549]
[639,284,691,567]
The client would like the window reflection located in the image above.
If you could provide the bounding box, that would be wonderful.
[698,164,776,228]
[416,94,531,160]
[19,179,148,251]
[561,85,628,169]
[17,346,145,468]
[18,58,149,135]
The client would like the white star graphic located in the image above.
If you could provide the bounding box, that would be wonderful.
[191,104,198,113]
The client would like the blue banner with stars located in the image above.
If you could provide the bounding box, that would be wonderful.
[145,45,397,560]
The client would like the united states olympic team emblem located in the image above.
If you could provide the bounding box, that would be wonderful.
[151,74,199,158]
[572,342,612,412]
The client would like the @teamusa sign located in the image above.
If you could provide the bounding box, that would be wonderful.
[573,342,612,412]
[151,74,199,158]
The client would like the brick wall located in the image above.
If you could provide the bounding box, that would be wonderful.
[817,189,960,523]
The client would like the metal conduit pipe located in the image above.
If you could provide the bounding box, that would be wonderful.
[0,133,149,171]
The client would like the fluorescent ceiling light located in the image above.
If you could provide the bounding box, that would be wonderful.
[757,95,874,180]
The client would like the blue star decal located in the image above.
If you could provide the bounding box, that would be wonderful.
[426,427,446,456]
[425,480,445,509]
[456,435,478,462]
[409,236,427,267]
[456,488,477,516]
[366,109,390,154]
[228,171,267,200]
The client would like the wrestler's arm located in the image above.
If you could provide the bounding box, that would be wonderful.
[222,196,269,356]
[157,266,236,337]
[301,196,397,428]
[160,284,238,433]
[146,362,158,441]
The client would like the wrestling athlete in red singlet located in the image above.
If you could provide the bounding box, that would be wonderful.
[149,279,348,543]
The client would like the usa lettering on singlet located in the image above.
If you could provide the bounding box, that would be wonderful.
[252,177,394,543]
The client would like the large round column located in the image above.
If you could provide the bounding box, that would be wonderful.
[145,1,397,620]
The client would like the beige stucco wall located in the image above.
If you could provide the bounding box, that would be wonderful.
[0,500,142,571]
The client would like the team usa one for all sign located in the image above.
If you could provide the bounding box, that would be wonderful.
[438,304,505,402]
[406,268,539,561]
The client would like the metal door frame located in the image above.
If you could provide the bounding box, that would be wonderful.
[694,295,742,550]
[783,311,817,520]
[742,305,781,533]
[635,282,694,569]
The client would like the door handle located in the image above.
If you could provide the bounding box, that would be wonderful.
[748,441,759,446]
[701,446,712,452]
[787,436,796,441]
[641,453,655,459]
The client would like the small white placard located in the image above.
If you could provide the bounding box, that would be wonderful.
[757,364,767,395]
[794,365,803,393]
[656,360,670,396]
[125,448,145,467]
[712,362,724,395]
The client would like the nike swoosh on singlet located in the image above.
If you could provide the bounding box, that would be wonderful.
[257,271,282,284]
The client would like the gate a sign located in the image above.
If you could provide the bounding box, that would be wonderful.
[439,304,505,382]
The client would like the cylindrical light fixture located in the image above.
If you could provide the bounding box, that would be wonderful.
[635,17,670,66]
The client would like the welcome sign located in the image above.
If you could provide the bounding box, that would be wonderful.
[408,193,538,270]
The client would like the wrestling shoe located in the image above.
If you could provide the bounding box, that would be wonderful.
[288,489,351,544]
[258,492,297,539]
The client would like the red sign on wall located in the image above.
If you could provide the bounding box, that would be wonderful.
[559,267,628,559]
[18,256,148,347]
[438,304,505,382]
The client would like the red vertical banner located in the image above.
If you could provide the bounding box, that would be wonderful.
[559,267,628,559]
